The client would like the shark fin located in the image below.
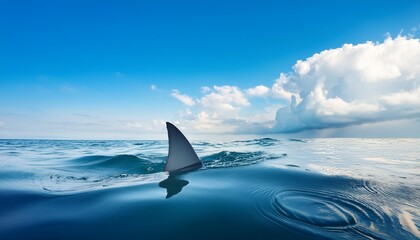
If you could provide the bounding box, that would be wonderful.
[164,122,202,174]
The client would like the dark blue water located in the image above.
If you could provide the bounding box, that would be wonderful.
[0,138,419,239]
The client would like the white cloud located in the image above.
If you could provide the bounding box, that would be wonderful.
[199,85,249,115]
[171,89,196,106]
[271,73,300,102]
[201,86,211,93]
[246,85,270,97]
[194,85,251,132]
[125,122,144,129]
[150,84,157,91]
[152,119,166,129]
[171,86,254,133]
[380,87,420,106]
[192,111,222,131]
[273,35,420,132]
[169,36,420,135]
[118,119,166,132]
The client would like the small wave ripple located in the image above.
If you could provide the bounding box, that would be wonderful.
[202,151,279,169]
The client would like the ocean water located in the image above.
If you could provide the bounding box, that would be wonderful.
[0,138,419,239]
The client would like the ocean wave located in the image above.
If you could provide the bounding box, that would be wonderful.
[230,138,280,147]
[288,138,307,143]
[68,154,165,174]
[0,150,285,194]
[201,151,280,169]
[64,150,282,175]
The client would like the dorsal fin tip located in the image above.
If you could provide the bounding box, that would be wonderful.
[165,122,202,174]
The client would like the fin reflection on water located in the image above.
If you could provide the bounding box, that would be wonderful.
[159,175,189,199]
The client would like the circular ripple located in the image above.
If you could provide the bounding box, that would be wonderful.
[251,188,397,239]
[273,190,357,228]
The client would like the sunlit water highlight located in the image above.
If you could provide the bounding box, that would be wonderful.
[0,138,419,239]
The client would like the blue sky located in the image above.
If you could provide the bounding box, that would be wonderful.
[1,0,420,139]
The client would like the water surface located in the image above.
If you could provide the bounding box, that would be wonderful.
[0,138,419,239]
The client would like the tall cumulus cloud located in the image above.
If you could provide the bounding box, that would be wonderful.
[272,36,420,132]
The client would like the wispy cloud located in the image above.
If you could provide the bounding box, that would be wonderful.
[201,86,211,93]
[171,89,196,106]
[246,85,270,97]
